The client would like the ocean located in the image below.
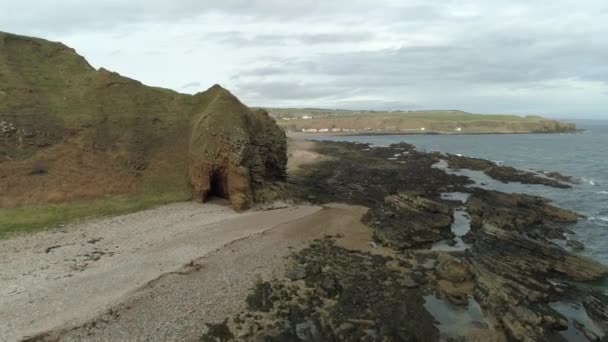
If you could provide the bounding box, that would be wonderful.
[311,120,608,265]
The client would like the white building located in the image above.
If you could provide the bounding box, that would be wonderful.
[331,128,341,132]
[420,127,426,131]
[302,115,312,120]
[455,127,462,132]
[319,128,329,133]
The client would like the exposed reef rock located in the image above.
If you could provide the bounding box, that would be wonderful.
[368,192,454,249]
[201,238,440,342]
[466,189,579,238]
[458,188,608,340]
[0,31,286,210]
[446,154,572,188]
[258,141,607,342]
[286,141,471,249]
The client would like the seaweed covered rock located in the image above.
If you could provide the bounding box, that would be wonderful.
[367,192,454,249]
[465,189,608,340]
[446,154,572,188]
[201,239,440,341]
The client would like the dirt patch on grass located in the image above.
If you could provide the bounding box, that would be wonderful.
[0,142,137,208]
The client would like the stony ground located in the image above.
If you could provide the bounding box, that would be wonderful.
[199,140,608,342]
[6,140,608,342]
[0,201,320,341]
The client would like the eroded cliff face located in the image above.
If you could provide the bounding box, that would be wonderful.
[188,86,287,210]
[0,31,286,211]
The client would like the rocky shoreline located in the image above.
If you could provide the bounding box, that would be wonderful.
[201,140,608,341]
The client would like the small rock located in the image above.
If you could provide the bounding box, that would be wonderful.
[435,254,468,282]
[286,264,308,280]
[45,245,61,253]
[420,259,437,271]
[295,320,322,342]
[308,262,322,276]
[258,201,289,211]
[398,275,420,288]
[246,282,275,312]
[201,319,234,342]
[368,241,378,248]
[566,239,585,251]
[363,329,378,340]
[411,271,428,284]
[336,322,355,334]
[573,320,600,341]
[320,275,341,297]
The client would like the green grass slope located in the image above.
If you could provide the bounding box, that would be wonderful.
[0,31,285,235]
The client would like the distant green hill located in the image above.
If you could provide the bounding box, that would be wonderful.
[267,108,576,134]
[0,31,286,234]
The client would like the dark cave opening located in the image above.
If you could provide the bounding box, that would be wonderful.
[209,169,229,200]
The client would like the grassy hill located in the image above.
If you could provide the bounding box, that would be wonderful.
[268,108,576,134]
[0,31,285,234]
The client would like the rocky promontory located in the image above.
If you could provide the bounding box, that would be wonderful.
[0,31,286,212]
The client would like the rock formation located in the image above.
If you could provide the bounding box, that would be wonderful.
[446,154,572,188]
[282,141,608,341]
[465,189,608,340]
[0,31,286,211]
[369,192,454,249]
[188,87,286,210]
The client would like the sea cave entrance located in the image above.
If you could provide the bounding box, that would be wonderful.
[208,169,230,200]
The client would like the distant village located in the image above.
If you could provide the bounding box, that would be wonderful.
[279,114,464,133]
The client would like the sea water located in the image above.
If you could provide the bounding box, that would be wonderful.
[312,119,608,265]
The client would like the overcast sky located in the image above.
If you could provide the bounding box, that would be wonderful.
[2,1,608,118]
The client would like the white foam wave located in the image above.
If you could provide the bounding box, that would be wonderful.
[588,216,608,224]
[597,191,608,195]
[581,177,598,186]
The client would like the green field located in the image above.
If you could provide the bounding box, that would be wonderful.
[0,187,190,238]
[267,108,575,133]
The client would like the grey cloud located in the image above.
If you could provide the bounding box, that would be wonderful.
[181,81,201,89]
[207,31,375,47]
[0,0,372,34]
[1,0,468,35]
[2,0,607,117]
[229,21,608,116]
[235,81,354,101]
[235,30,608,89]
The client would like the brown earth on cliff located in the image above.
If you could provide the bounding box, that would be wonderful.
[0,31,286,211]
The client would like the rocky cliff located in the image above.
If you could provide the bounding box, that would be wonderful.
[0,31,286,211]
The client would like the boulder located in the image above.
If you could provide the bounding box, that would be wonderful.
[435,253,469,283]
[566,239,585,251]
